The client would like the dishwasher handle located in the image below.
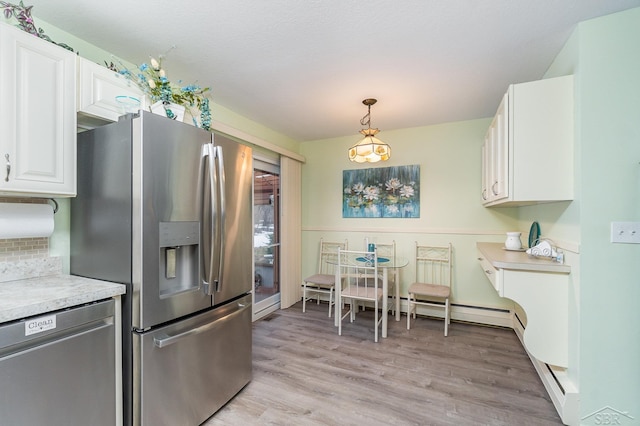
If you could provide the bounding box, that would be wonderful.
[153,302,249,348]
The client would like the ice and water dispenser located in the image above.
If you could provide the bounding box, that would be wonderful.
[159,222,200,297]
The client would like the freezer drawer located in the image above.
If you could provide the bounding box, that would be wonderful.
[133,294,252,426]
[0,299,116,426]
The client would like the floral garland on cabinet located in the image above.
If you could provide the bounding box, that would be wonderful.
[117,54,212,131]
[1,1,75,51]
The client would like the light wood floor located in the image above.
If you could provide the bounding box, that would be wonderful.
[203,301,562,426]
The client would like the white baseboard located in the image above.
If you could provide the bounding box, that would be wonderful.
[412,301,513,328]
[513,315,579,426]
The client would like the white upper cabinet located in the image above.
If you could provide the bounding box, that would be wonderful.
[77,57,145,129]
[481,93,509,204]
[482,75,574,207]
[0,22,77,197]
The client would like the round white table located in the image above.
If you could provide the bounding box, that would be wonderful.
[329,254,408,338]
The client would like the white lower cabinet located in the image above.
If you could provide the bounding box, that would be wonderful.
[0,22,77,197]
[77,57,145,129]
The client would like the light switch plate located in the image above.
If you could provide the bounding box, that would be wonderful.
[611,222,640,244]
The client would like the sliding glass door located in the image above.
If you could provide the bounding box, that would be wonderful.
[253,159,280,320]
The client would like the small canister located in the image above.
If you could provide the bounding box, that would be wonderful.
[367,243,375,259]
[505,232,523,250]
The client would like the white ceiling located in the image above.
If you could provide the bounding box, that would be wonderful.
[24,0,640,141]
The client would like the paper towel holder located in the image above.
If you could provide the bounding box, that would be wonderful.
[48,198,59,214]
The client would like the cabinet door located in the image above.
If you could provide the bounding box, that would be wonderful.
[482,128,496,202]
[481,140,489,202]
[510,76,573,202]
[0,23,76,197]
[77,57,145,128]
[482,93,509,204]
[491,93,509,201]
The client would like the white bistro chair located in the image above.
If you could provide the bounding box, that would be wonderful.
[302,238,348,317]
[407,243,453,336]
[337,248,384,342]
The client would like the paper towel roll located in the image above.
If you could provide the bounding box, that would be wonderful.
[0,203,55,239]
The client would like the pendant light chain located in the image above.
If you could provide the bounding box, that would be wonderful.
[360,104,371,128]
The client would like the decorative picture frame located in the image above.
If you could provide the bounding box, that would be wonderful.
[342,164,420,218]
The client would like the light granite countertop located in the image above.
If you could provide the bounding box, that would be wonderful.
[0,274,126,323]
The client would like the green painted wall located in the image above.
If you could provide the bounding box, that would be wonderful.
[577,8,639,421]
[520,7,640,423]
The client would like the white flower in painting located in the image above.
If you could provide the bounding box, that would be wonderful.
[352,182,365,194]
[344,186,352,194]
[387,204,399,215]
[363,185,380,201]
[385,178,402,192]
[400,185,414,198]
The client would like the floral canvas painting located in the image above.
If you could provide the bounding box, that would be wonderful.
[343,165,420,218]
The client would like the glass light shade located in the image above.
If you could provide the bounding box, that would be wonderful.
[348,128,391,163]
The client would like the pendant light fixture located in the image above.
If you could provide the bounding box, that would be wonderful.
[348,98,391,163]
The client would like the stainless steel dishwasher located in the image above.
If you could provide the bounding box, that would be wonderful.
[0,298,116,425]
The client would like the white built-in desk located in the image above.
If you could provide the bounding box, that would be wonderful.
[476,242,570,368]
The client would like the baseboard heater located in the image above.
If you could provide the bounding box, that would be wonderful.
[306,293,514,328]
[513,312,578,425]
[408,299,513,328]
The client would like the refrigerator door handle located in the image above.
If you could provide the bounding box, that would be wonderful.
[201,143,216,293]
[213,145,227,293]
[152,302,248,348]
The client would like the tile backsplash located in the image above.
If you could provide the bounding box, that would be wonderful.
[1,197,50,242]
[0,237,49,261]
[0,198,52,273]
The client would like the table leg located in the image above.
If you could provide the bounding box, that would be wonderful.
[395,269,400,321]
[334,267,340,327]
[382,268,388,338]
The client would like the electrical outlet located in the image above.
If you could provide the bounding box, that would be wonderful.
[610,222,640,244]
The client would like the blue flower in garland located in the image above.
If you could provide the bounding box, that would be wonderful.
[199,98,211,130]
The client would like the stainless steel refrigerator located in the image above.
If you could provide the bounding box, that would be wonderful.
[71,111,253,426]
